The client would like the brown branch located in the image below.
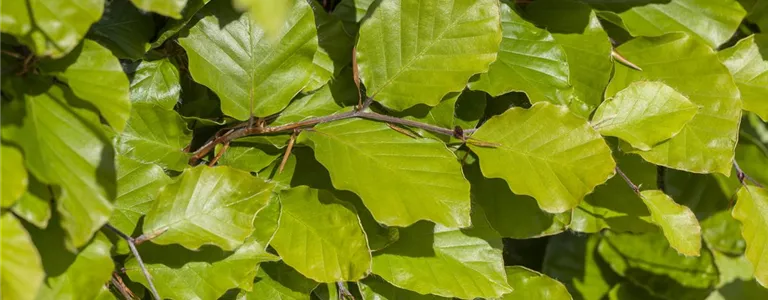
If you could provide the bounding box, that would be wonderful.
[104,224,161,300]
[278,130,299,174]
[615,166,640,194]
[111,273,136,300]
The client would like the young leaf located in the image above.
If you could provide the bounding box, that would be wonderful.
[733,185,768,287]
[109,155,172,234]
[358,276,449,300]
[469,1,572,106]
[10,175,52,229]
[598,232,718,300]
[178,0,318,120]
[639,190,702,256]
[115,103,192,171]
[502,266,573,300]
[1,82,115,249]
[142,165,274,251]
[130,0,187,18]
[525,0,613,117]
[301,118,471,228]
[238,261,319,299]
[592,81,699,151]
[719,34,768,121]
[469,102,616,214]
[0,0,104,58]
[356,0,501,110]
[371,222,512,299]
[1,144,27,207]
[89,0,155,60]
[582,0,746,48]
[0,213,44,300]
[41,39,132,132]
[609,33,741,175]
[233,0,291,40]
[129,58,181,110]
[271,187,371,282]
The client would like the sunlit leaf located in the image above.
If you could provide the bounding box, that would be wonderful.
[130,0,187,18]
[234,0,291,40]
[143,165,274,250]
[732,185,768,287]
[469,2,572,106]
[302,118,471,228]
[179,0,318,120]
[469,102,616,213]
[592,81,698,151]
[115,103,192,171]
[0,213,44,300]
[109,155,172,234]
[639,190,702,256]
[271,187,371,282]
[718,34,768,121]
[609,33,741,174]
[10,174,52,229]
[237,261,319,299]
[356,0,501,110]
[129,58,181,109]
[502,266,572,300]
[1,144,27,207]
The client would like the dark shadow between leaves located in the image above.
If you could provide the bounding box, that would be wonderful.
[23,213,79,278]
[374,221,436,258]
[134,242,236,269]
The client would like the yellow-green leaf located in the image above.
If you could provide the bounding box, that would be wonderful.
[718,34,768,121]
[0,213,44,300]
[733,185,768,287]
[130,0,187,18]
[1,144,27,207]
[639,190,702,256]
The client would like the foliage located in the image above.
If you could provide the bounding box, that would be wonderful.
[1,0,768,299]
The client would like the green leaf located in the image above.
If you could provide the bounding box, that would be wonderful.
[469,102,616,213]
[238,261,319,300]
[358,276,449,300]
[639,190,702,256]
[742,0,768,32]
[1,144,27,207]
[333,0,376,23]
[733,185,768,287]
[356,0,501,110]
[11,174,52,229]
[469,2,571,106]
[465,161,570,239]
[702,210,745,255]
[89,0,155,60]
[0,0,104,58]
[271,187,371,282]
[371,222,512,299]
[502,266,572,300]
[233,0,292,40]
[525,0,613,117]
[1,82,115,249]
[115,103,192,171]
[592,81,699,151]
[41,39,132,132]
[130,0,187,18]
[301,118,471,228]
[0,213,44,300]
[129,58,181,110]
[608,282,665,300]
[28,218,114,300]
[708,250,768,299]
[143,165,274,251]
[216,143,280,173]
[304,2,356,92]
[582,0,746,48]
[719,34,768,121]
[179,0,318,120]
[609,33,741,174]
[598,232,719,300]
[151,0,211,48]
[542,234,620,300]
[109,155,172,234]
[125,235,279,299]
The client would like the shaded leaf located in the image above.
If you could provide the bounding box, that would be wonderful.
[358,276,449,300]
[151,0,211,48]
[732,185,768,287]
[1,82,115,249]
[356,0,501,110]
[303,2,355,92]
[129,58,181,109]
[371,222,512,299]
[582,0,746,48]
[1,144,27,207]
[333,0,376,23]
[502,266,572,300]
[592,81,698,151]
[272,187,371,282]
[11,174,52,229]
[89,0,155,60]
[109,155,172,234]
[234,0,292,40]
[301,118,471,228]
[130,0,186,18]
[718,34,768,121]
[0,0,104,58]
[115,103,192,171]
[469,102,616,213]
[179,0,318,120]
[0,213,44,300]
[639,190,702,256]
[702,210,746,255]
[238,261,319,300]
[525,0,613,117]
[609,33,741,174]
[143,165,274,250]
[469,2,572,106]
[543,233,620,300]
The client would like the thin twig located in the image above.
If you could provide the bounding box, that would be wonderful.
[208,142,230,166]
[278,130,299,174]
[615,166,640,194]
[733,161,763,187]
[111,273,136,300]
[611,49,643,71]
[104,224,161,300]
[337,281,355,300]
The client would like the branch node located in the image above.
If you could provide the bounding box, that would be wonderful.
[103,224,161,300]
